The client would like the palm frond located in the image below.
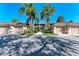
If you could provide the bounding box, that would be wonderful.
[19,7,25,16]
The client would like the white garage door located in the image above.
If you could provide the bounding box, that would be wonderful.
[69,28,78,34]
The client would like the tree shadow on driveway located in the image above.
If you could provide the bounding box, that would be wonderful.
[0,35,79,56]
[28,36,79,56]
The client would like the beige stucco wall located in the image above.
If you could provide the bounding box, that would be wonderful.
[0,28,8,35]
[9,26,19,34]
[54,26,79,35]
[54,27,62,34]
[8,26,23,34]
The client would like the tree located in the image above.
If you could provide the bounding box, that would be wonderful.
[12,18,18,23]
[40,4,56,29]
[69,20,73,23]
[56,16,64,23]
[19,4,38,30]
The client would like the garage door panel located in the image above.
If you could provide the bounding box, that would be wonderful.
[69,28,78,34]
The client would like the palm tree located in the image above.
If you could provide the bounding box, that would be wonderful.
[69,20,73,23]
[12,18,18,23]
[56,16,64,23]
[19,3,38,30]
[40,4,56,29]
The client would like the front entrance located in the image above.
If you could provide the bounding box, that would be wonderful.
[61,26,68,34]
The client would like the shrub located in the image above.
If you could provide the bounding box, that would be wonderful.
[23,30,37,34]
[23,29,54,35]
[40,29,53,33]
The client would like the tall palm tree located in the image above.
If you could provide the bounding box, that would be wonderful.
[56,16,64,23]
[40,4,56,29]
[19,3,38,30]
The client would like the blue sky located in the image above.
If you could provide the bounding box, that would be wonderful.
[0,3,79,23]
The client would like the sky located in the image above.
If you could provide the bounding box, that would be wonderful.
[0,3,79,23]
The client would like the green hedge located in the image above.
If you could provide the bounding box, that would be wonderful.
[24,30,37,33]
[23,29,54,35]
[40,29,53,33]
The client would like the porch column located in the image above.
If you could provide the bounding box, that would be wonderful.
[53,26,56,34]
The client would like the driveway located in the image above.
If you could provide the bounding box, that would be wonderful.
[0,34,79,56]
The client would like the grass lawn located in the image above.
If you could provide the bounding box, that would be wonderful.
[43,33,57,36]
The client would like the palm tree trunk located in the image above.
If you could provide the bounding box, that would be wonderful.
[45,23,47,29]
[45,21,48,29]
[32,19,35,30]
[33,23,35,30]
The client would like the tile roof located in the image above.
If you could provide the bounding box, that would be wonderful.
[54,22,79,27]
[0,22,79,27]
